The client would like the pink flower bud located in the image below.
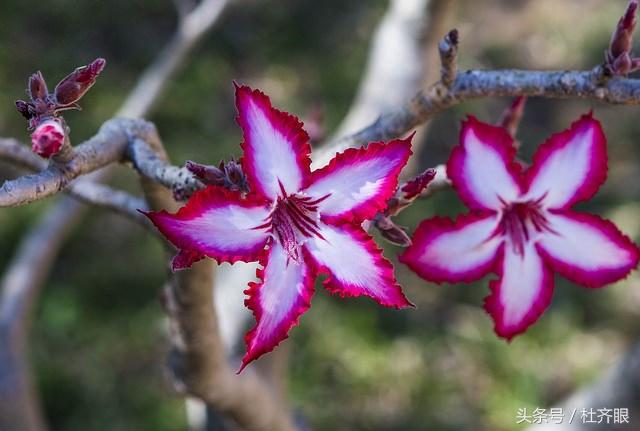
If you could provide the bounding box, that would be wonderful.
[374,214,412,247]
[31,119,65,158]
[401,168,436,201]
[186,160,226,186]
[610,0,637,59]
[607,0,639,75]
[186,159,249,192]
[223,159,248,192]
[54,58,106,106]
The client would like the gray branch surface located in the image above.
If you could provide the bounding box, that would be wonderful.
[0,118,155,207]
[324,67,640,157]
[6,67,640,211]
[0,138,149,223]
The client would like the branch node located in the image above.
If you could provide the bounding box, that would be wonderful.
[439,28,459,87]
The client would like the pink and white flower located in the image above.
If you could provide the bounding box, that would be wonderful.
[401,114,640,339]
[145,84,413,370]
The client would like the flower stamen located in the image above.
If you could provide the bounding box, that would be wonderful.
[497,197,554,256]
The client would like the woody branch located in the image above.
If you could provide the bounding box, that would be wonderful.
[5,53,640,212]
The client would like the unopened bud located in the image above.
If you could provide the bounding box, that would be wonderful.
[498,96,527,139]
[401,168,436,201]
[15,100,32,120]
[607,1,640,75]
[610,0,637,59]
[28,71,48,101]
[54,58,106,106]
[613,52,633,76]
[186,160,226,186]
[186,159,249,192]
[374,214,412,247]
[223,159,249,192]
[31,119,65,158]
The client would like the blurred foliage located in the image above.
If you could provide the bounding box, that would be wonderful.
[1,0,640,430]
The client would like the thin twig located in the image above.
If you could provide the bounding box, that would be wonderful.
[0,198,86,431]
[438,29,458,87]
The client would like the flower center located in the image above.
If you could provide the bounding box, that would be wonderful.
[498,198,554,256]
[258,192,328,262]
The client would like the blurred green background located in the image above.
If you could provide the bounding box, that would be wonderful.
[1,0,640,430]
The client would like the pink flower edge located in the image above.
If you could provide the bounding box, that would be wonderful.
[142,186,269,266]
[304,223,414,309]
[239,251,316,372]
[309,137,413,223]
[446,115,522,211]
[523,113,607,209]
[399,212,503,284]
[537,210,640,288]
[484,261,555,340]
[235,83,312,198]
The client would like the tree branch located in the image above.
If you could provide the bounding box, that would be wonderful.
[127,138,203,197]
[323,65,639,157]
[0,199,86,431]
[314,0,433,168]
[7,66,640,210]
[0,138,149,224]
[0,118,158,207]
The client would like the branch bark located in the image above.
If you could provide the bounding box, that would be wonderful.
[0,138,149,223]
[323,66,639,157]
[0,119,158,207]
[136,127,296,431]
[7,67,640,210]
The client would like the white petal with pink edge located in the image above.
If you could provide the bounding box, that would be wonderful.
[144,186,271,265]
[303,222,412,308]
[400,213,503,283]
[447,116,522,211]
[536,211,640,287]
[484,241,554,340]
[240,242,315,371]
[236,84,311,199]
[524,114,607,209]
[303,138,412,222]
